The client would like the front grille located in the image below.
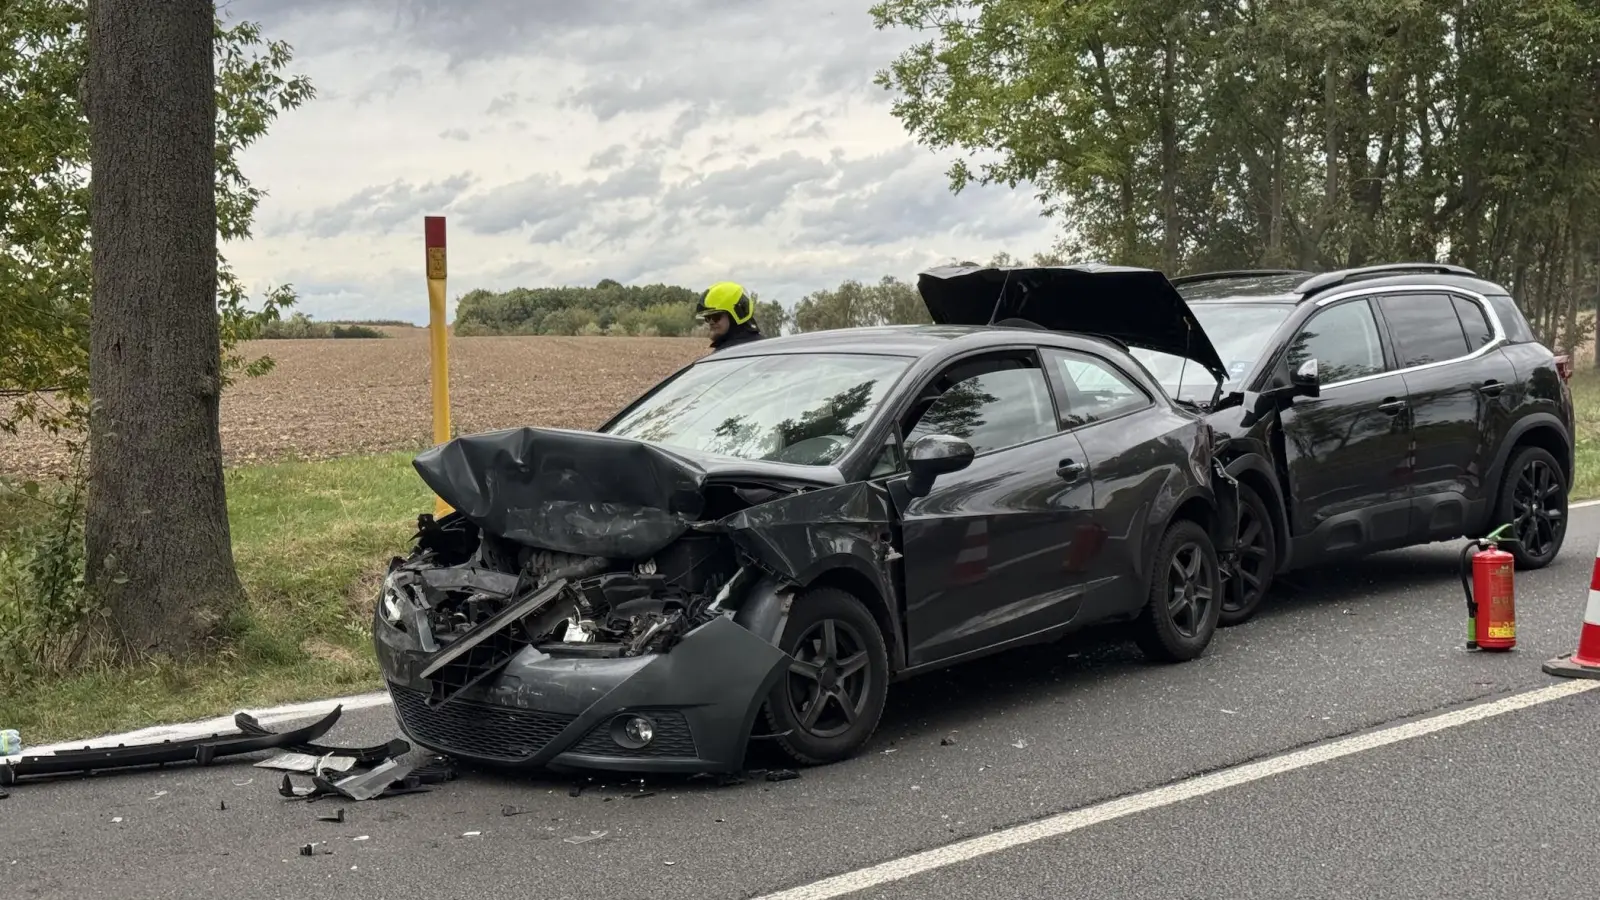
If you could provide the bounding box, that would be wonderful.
[568,709,699,759]
[389,683,576,762]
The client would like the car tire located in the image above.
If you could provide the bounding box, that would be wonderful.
[1134,518,1222,663]
[1219,484,1277,628]
[1492,445,1569,569]
[761,586,890,766]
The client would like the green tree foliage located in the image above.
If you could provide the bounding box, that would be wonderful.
[871,0,1600,352]
[793,275,933,332]
[257,313,387,339]
[454,280,794,337]
[0,1,311,439]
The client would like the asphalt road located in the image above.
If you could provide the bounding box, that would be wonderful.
[5,508,1600,900]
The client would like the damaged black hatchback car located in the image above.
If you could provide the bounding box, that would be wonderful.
[373,265,1242,773]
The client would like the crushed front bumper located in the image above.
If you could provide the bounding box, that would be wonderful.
[374,613,788,775]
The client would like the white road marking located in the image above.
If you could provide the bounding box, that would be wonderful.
[751,679,1600,900]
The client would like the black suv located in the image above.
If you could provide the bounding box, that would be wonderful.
[1122,263,1576,626]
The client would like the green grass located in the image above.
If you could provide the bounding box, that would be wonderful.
[1569,367,1600,502]
[3,370,1600,747]
[0,452,430,745]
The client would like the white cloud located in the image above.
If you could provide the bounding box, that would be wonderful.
[220,0,1057,324]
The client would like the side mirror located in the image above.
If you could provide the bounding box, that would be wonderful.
[1290,358,1320,399]
[905,434,974,498]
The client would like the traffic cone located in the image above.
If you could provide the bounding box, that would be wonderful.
[1541,539,1600,680]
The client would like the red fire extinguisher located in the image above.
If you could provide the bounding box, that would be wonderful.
[1460,523,1517,651]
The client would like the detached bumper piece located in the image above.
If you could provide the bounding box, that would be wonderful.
[0,706,343,787]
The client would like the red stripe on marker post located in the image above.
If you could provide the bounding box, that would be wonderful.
[425,215,446,250]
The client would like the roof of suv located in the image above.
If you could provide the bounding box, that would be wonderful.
[1171,263,1511,305]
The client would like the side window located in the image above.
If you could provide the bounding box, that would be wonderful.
[1376,293,1471,368]
[1485,294,1535,343]
[1286,300,1386,384]
[1452,295,1494,349]
[1043,349,1152,427]
[904,356,1058,455]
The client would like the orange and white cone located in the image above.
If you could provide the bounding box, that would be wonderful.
[1542,538,1600,680]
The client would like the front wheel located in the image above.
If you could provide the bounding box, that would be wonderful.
[761,586,889,766]
[1219,485,1277,628]
[1134,518,1222,663]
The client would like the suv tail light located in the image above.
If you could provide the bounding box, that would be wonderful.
[1555,354,1573,382]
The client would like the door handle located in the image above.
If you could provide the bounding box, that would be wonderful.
[1477,380,1505,396]
[1378,398,1407,414]
[1057,459,1086,481]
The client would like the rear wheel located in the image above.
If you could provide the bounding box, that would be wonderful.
[1134,518,1222,663]
[1219,485,1277,627]
[1494,445,1568,569]
[761,586,889,766]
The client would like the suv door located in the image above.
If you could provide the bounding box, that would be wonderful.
[1276,296,1415,560]
[883,349,1094,667]
[1370,291,1519,540]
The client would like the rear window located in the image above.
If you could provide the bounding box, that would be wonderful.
[1485,294,1536,343]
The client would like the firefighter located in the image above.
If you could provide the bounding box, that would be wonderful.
[696,281,765,351]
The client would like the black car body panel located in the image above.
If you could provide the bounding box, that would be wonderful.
[374,308,1233,773]
[1138,265,1575,590]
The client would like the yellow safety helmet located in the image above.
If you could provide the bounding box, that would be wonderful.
[696,281,754,325]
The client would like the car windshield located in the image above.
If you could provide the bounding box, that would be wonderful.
[1131,302,1294,403]
[601,352,912,466]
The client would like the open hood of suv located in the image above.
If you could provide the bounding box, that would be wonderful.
[917,263,1229,383]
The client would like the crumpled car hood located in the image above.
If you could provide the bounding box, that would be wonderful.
[916,263,1229,384]
[411,426,843,560]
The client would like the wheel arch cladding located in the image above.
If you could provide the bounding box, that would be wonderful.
[804,565,901,672]
[1509,421,1573,486]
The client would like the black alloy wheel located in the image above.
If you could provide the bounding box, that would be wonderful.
[1497,445,1568,569]
[1134,518,1222,663]
[1219,485,1277,627]
[762,587,889,765]
[786,618,872,739]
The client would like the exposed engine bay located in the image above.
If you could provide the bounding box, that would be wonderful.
[374,426,897,710]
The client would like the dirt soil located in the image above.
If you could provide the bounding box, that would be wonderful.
[0,330,711,478]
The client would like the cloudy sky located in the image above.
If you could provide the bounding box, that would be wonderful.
[219,0,1057,324]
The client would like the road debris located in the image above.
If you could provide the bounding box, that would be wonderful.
[460,831,482,838]
[256,752,359,774]
[501,805,531,817]
[0,706,344,787]
[299,842,333,857]
[564,830,609,844]
[219,800,227,811]
[0,730,21,755]
[765,769,799,782]
[352,835,370,842]
[318,808,346,823]
[940,734,958,746]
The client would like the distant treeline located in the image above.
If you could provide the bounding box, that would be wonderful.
[256,313,393,339]
[451,254,1056,337]
[453,279,790,337]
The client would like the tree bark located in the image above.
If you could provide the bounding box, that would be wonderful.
[86,0,244,656]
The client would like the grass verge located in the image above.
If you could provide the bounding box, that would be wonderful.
[0,451,429,745]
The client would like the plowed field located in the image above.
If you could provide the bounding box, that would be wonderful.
[0,329,710,477]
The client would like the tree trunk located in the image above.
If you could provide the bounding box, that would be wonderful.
[85,0,243,656]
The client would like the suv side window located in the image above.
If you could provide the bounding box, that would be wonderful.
[1376,293,1471,368]
[1452,295,1494,349]
[904,355,1058,455]
[1042,348,1152,427]
[1485,294,1535,343]
[1287,299,1386,384]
